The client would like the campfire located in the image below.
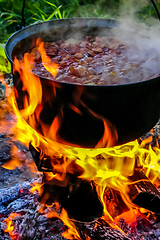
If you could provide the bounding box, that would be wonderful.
[1,18,160,240]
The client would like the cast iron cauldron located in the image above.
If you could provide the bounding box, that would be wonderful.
[5,18,160,147]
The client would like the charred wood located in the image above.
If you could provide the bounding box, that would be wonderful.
[61,180,103,223]
[0,182,31,215]
[39,177,103,223]
[29,143,59,172]
[128,170,160,213]
[0,138,12,163]
[80,219,131,240]
[104,188,129,220]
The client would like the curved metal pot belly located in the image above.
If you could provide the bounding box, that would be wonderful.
[5,18,160,147]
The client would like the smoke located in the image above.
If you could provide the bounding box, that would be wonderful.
[72,0,160,28]
[10,0,160,85]
[118,0,160,27]
[72,1,160,26]
[108,0,160,83]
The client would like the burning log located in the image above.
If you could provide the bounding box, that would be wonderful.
[79,219,130,240]
[60,180,103,223]
[0,138,12,163]
[29,143,53,172]
[39,177,103,223]
[0,182,31,215]
[128,170,160,213]
[30,143,104,222]
[0,196,64,240]
[104,188,129,220]
[0,182,31,206]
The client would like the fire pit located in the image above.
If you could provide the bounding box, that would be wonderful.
[2,17,160,240]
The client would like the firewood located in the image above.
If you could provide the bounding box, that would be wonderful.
[104,188,129,219]
[0,137,12,163]
[78,219,131,240]
[0,182,30,206]
[128,170,160,213]
[39,179,103,223]
[29,143,53,172]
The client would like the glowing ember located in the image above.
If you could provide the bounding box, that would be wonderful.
[3,212,21,240]
[44,206,81,240]
[2,145,21,170]
[114,209,138,225]
[30,181,44,195]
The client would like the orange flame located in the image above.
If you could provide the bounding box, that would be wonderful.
[11,37,117,152]
[44,205,81,240]
[95,119,118,148]
[13,54,42,118]
[37,38,59,78]
[3,212,21,240]
[114,209,138,225]
[30,181,44,195]
[2,145,21,170]
[60,209,81,240]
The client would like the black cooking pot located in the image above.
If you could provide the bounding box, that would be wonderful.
[5,18,160,147]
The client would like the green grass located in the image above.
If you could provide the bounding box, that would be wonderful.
[1,0,160,74]
[0,0,117,43]
[1,0,160,44]
[0,0,160,43]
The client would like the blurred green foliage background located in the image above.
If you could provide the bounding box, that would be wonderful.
[0,0,160,44]
[0,0,160,73]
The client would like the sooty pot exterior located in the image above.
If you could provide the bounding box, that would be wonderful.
[5,18,160,147]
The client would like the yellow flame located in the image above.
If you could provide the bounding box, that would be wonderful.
[30,181,44,195]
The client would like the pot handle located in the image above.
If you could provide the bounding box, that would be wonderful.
[16,0,25,30]
[151,0,160,21]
